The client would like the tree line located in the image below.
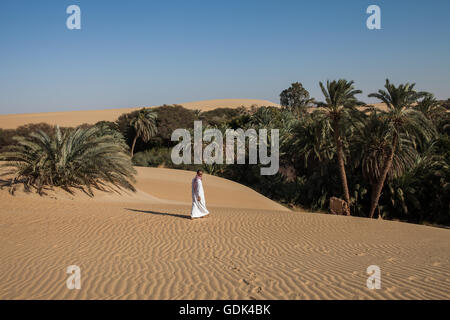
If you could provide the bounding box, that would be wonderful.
[1,79,448,226]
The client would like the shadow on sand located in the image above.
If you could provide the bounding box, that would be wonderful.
[125,208,191,220]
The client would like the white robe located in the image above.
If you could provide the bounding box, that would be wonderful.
[191,177,209,218]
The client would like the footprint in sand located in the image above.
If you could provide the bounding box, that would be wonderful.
[357,253,366,256]
[251,286,262,294]
[425,276,437,282]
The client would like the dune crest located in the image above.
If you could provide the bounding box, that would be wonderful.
[0,167,449,299]
[0,167,289,211]
[0,99,279,129]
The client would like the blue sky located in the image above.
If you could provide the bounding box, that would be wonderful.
[0,0,449,114]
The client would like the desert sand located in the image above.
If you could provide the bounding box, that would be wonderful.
[0,99,280,129]
[0,99,391,130]
[0,166,449,300]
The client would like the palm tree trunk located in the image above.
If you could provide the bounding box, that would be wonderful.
[130,135,138,157]
[333,124,351,215]
[369,134,398,218]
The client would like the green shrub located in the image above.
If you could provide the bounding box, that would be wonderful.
[0,125,136,195]
[133,148,173,167]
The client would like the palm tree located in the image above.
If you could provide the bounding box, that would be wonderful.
[367,79,435,218]
[193,109,202,119]
[415,94,447,125]
[352,110,417,218]
[291,112,335,166]
[249,106,275,128]
[0,125,136,195]
[315,79,363,215]
[383,145,449,223]
[129,108,158,157]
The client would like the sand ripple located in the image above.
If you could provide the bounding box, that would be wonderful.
[1,196,449,300]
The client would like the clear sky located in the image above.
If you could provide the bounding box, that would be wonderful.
[0,0,449,114]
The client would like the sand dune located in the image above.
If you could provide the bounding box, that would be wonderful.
[0,167,449,300]
[0,167,288,212]
[133,167,289,211]
[0,99,279,129]
[0,99,392,130]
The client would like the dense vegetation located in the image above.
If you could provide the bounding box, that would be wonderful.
[0,124,136,195]
[0,79,448,226]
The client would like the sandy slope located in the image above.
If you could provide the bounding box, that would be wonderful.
[0,99,391,130]
[0,167,449,300]
[0,99,279,129]
[133,167,289,211]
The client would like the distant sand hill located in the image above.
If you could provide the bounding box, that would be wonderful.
[0,99,280,129]
[0,99,392,130]
[0,166,449,299]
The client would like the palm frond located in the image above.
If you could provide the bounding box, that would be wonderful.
[0,125,136,195]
